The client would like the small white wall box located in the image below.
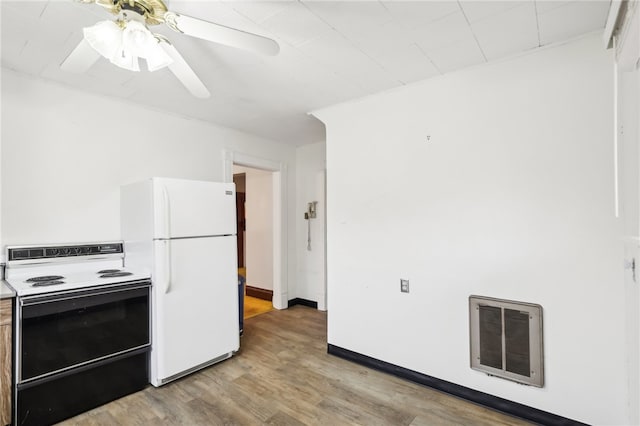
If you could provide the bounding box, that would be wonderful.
[469,295,544,387]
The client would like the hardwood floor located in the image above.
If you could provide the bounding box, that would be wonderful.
[60,306,532,425]
[244,295,273,319]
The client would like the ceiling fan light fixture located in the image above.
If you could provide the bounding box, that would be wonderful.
[122,20,154,57]
[83,20,122,60]
[122,22,173,71]
[84,19,171,73]
[110,47,140,72]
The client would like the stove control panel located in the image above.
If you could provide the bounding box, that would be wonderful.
[8,243,123,262]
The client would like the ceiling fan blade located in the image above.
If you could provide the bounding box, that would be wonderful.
[60,38,101,73]
[158,39,210,99]
[75,0,116,9]
[164,12,280,56]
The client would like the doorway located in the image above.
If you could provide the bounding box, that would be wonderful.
[234,165,275,319]
[224,150,287,310]
[234,174,246,270]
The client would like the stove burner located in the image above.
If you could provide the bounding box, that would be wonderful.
[26,275,65,283]
[97,269,121,274]
[31,280,65,287]
[100,272,134,278]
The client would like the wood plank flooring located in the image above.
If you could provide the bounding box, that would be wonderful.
[60,306,533,426]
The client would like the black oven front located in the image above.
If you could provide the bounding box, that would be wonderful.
[15,280,151,426]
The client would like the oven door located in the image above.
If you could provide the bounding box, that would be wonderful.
[18,281,150,382]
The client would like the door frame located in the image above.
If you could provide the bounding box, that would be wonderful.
[223,150,288,310]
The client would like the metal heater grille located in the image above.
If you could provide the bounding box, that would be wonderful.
[469,296,543,387]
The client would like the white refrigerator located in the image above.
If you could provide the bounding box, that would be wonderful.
[120,177,239,387]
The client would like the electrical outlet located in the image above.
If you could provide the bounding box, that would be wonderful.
[400,279,409,293]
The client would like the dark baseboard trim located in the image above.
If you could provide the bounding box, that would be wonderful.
[287,298,318,309]
[327,345,587,426]
[245,286,273,301]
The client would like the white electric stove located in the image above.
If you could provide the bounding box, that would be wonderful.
[5,241,150,296]
[6,241,152,426]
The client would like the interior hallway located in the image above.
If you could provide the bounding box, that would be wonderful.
[240,267,274,319]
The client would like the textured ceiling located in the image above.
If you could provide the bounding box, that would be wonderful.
[1,1,611,146]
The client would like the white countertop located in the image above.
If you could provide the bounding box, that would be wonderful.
[0,280,16,299]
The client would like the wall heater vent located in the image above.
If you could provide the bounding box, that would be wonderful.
[469,295,544,387]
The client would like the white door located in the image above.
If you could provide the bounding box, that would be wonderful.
[153,178,237,239]
[152,236,239,383]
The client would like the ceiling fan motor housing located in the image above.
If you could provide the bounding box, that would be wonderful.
[96,0,168,25]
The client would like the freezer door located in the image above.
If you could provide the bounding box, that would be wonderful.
[152,236,239,384]
[153,178,237,239]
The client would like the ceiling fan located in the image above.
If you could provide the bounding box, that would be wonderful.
[61,0,280,98]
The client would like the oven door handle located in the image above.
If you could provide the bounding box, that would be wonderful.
[19,281,151,304]
[20,284,150,311]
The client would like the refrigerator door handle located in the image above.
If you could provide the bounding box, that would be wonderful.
[161,185,173,294]
[164,239,172,294]
[162,184,172,238]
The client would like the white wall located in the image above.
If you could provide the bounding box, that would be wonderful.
[0,70,297,304]
[295,142,326,308]
[234,165,273,291]
[617,3,640,424]
[313,34,627,425]
[619,67,640,426]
